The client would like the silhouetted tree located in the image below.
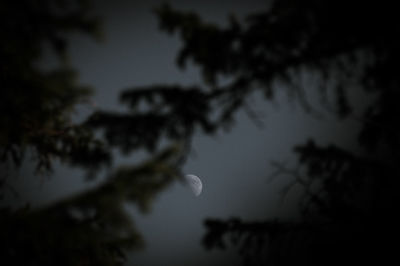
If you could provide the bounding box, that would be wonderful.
[1,1,182,265]
[2,0,400,265]
[0,0,110,174]
[148,0,400,265]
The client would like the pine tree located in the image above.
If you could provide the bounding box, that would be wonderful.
[150,1,400,265]
[1,1,182,265]
[2,0,399,265]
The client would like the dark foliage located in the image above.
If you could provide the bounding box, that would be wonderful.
[0,1,183,265]
[1,146,181,266]
[2,0,400,265]
[0,0,109,174]
[150,0,400,265]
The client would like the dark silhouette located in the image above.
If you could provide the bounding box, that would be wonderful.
[1,0,400,265]
[1,1,182,265]
[151,0,400,265]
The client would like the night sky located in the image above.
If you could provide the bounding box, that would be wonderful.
[5,1,366,265]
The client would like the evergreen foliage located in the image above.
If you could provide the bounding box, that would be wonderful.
[1,0,399,265]
[152,0,399,264]
[1,1,182,265]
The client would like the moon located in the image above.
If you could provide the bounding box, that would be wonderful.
[184,174,203,196]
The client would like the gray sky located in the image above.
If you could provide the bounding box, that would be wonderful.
[6,1,365,265]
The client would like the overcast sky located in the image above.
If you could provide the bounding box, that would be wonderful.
[6,1,365,265]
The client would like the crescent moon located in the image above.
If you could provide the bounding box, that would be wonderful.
[184,174,203,196]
